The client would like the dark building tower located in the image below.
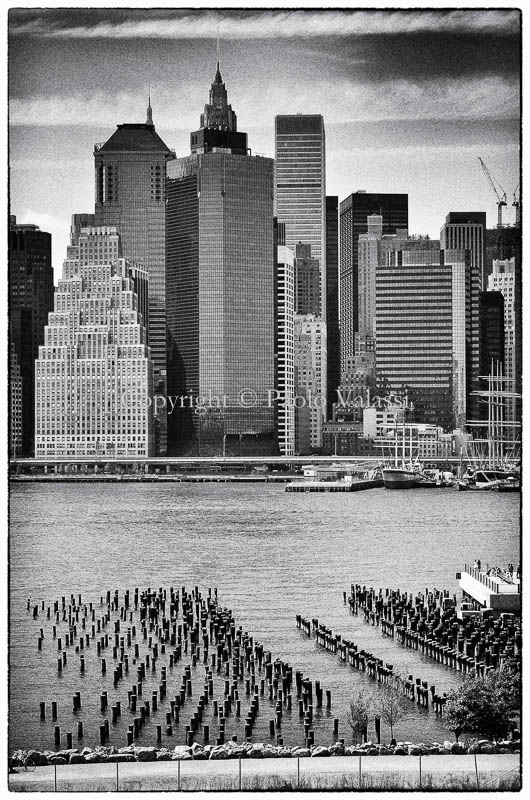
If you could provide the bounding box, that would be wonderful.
[294,243,320,316]
[166,64,276,456]
[340,191,408,369]
[479,291,505,375]
[94,100,175,454]
[8,215,54,455]
[326,196,340,420]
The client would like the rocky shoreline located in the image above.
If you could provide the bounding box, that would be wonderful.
[11,738,521,767]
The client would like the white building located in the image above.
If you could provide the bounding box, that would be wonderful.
[488,258,517,422]
[34,227,154,459]
[294,314,327,452]
[276,245,295,456]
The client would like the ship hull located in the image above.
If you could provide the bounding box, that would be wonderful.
[382,468,418,489]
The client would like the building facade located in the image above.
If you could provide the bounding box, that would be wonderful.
[274,115,326,315]
[166,65,276,456]
[488,258,518,424]
[375,248,471,430]
[9,216,54,456]
[325,196,340,420]
[294,242,320,316]
[94,100,175,453]
[340,191,408,368]
[275,245,295,455]
[294,314,327,453]
[35,227,154,459]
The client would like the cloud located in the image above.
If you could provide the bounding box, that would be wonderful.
[8,74,519,130]
[9,9,520,40]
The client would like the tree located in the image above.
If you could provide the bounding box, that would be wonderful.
[375,683,409,743]
[346,689,372,744]
[445,664,521,741]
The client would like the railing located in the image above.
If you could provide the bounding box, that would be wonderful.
[464,565,521,595]
[8,754,522,792]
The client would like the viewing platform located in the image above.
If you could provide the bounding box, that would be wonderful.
[458,564,521,615]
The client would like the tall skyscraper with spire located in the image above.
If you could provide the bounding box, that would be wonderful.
[94,98,175,454]
[166,62,276,456]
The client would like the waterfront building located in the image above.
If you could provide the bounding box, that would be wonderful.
[34,227,153,459]
[294,243,320,316]
[340,191,408,368]
[375,248,471,430]
[166,63,276,456]
[322,421,377,457]
[8,215,54,456]
[94,99,175,454]
[325,196,340,420]
[275,244,295,456]
[487,259,518,425]
[372,421,452,461]
[294,314,327,453]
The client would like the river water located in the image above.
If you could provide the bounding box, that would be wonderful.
[9,482,519,751]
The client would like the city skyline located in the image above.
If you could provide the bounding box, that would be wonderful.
[8,5,521,277]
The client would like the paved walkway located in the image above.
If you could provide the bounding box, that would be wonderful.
[9,754,521,792]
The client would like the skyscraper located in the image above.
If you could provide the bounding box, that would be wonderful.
[375,247,471,430]
[166,62,276,456]
[274,115,326,314]
[440,212,483,420]
[94,100,175,453]
[293,315,327,453]
[479,291,505,379]
[441,212,486,288]
[35,227,153,459]
[488,259,518,425]
[9,215,54,455]
[294,243,320,316]
[340,191,408,368]
[325,196,340,420]
[275,243,295,456]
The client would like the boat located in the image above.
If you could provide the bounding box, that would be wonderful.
[495,477,521,493]
[382,465,420,489]
[457,468,516,491]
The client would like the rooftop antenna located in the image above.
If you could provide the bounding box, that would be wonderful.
[217,24,220,68]
[146,82,153,126]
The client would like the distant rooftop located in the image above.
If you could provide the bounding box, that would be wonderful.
[95,123,173,154]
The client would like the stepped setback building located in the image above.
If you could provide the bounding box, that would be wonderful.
[166,62,276,455]
[94,99,175,453]
[35,227,153,459]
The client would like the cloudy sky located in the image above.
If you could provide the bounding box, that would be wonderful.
[8,4,521,279]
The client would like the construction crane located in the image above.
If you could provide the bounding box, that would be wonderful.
[512,181,521,228]
[478,157,507,229]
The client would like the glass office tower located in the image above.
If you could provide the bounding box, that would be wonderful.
[340,191,408,368]
[375,248,471,430]
[274,115,326,316]
[166,65,276,455]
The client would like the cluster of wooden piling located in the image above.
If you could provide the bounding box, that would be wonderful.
[28,586,337,751]
[347,584,521,678]
[296,614,447,715]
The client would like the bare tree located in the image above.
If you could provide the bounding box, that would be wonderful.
[375,683,409,743]
[346,689,372,744]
